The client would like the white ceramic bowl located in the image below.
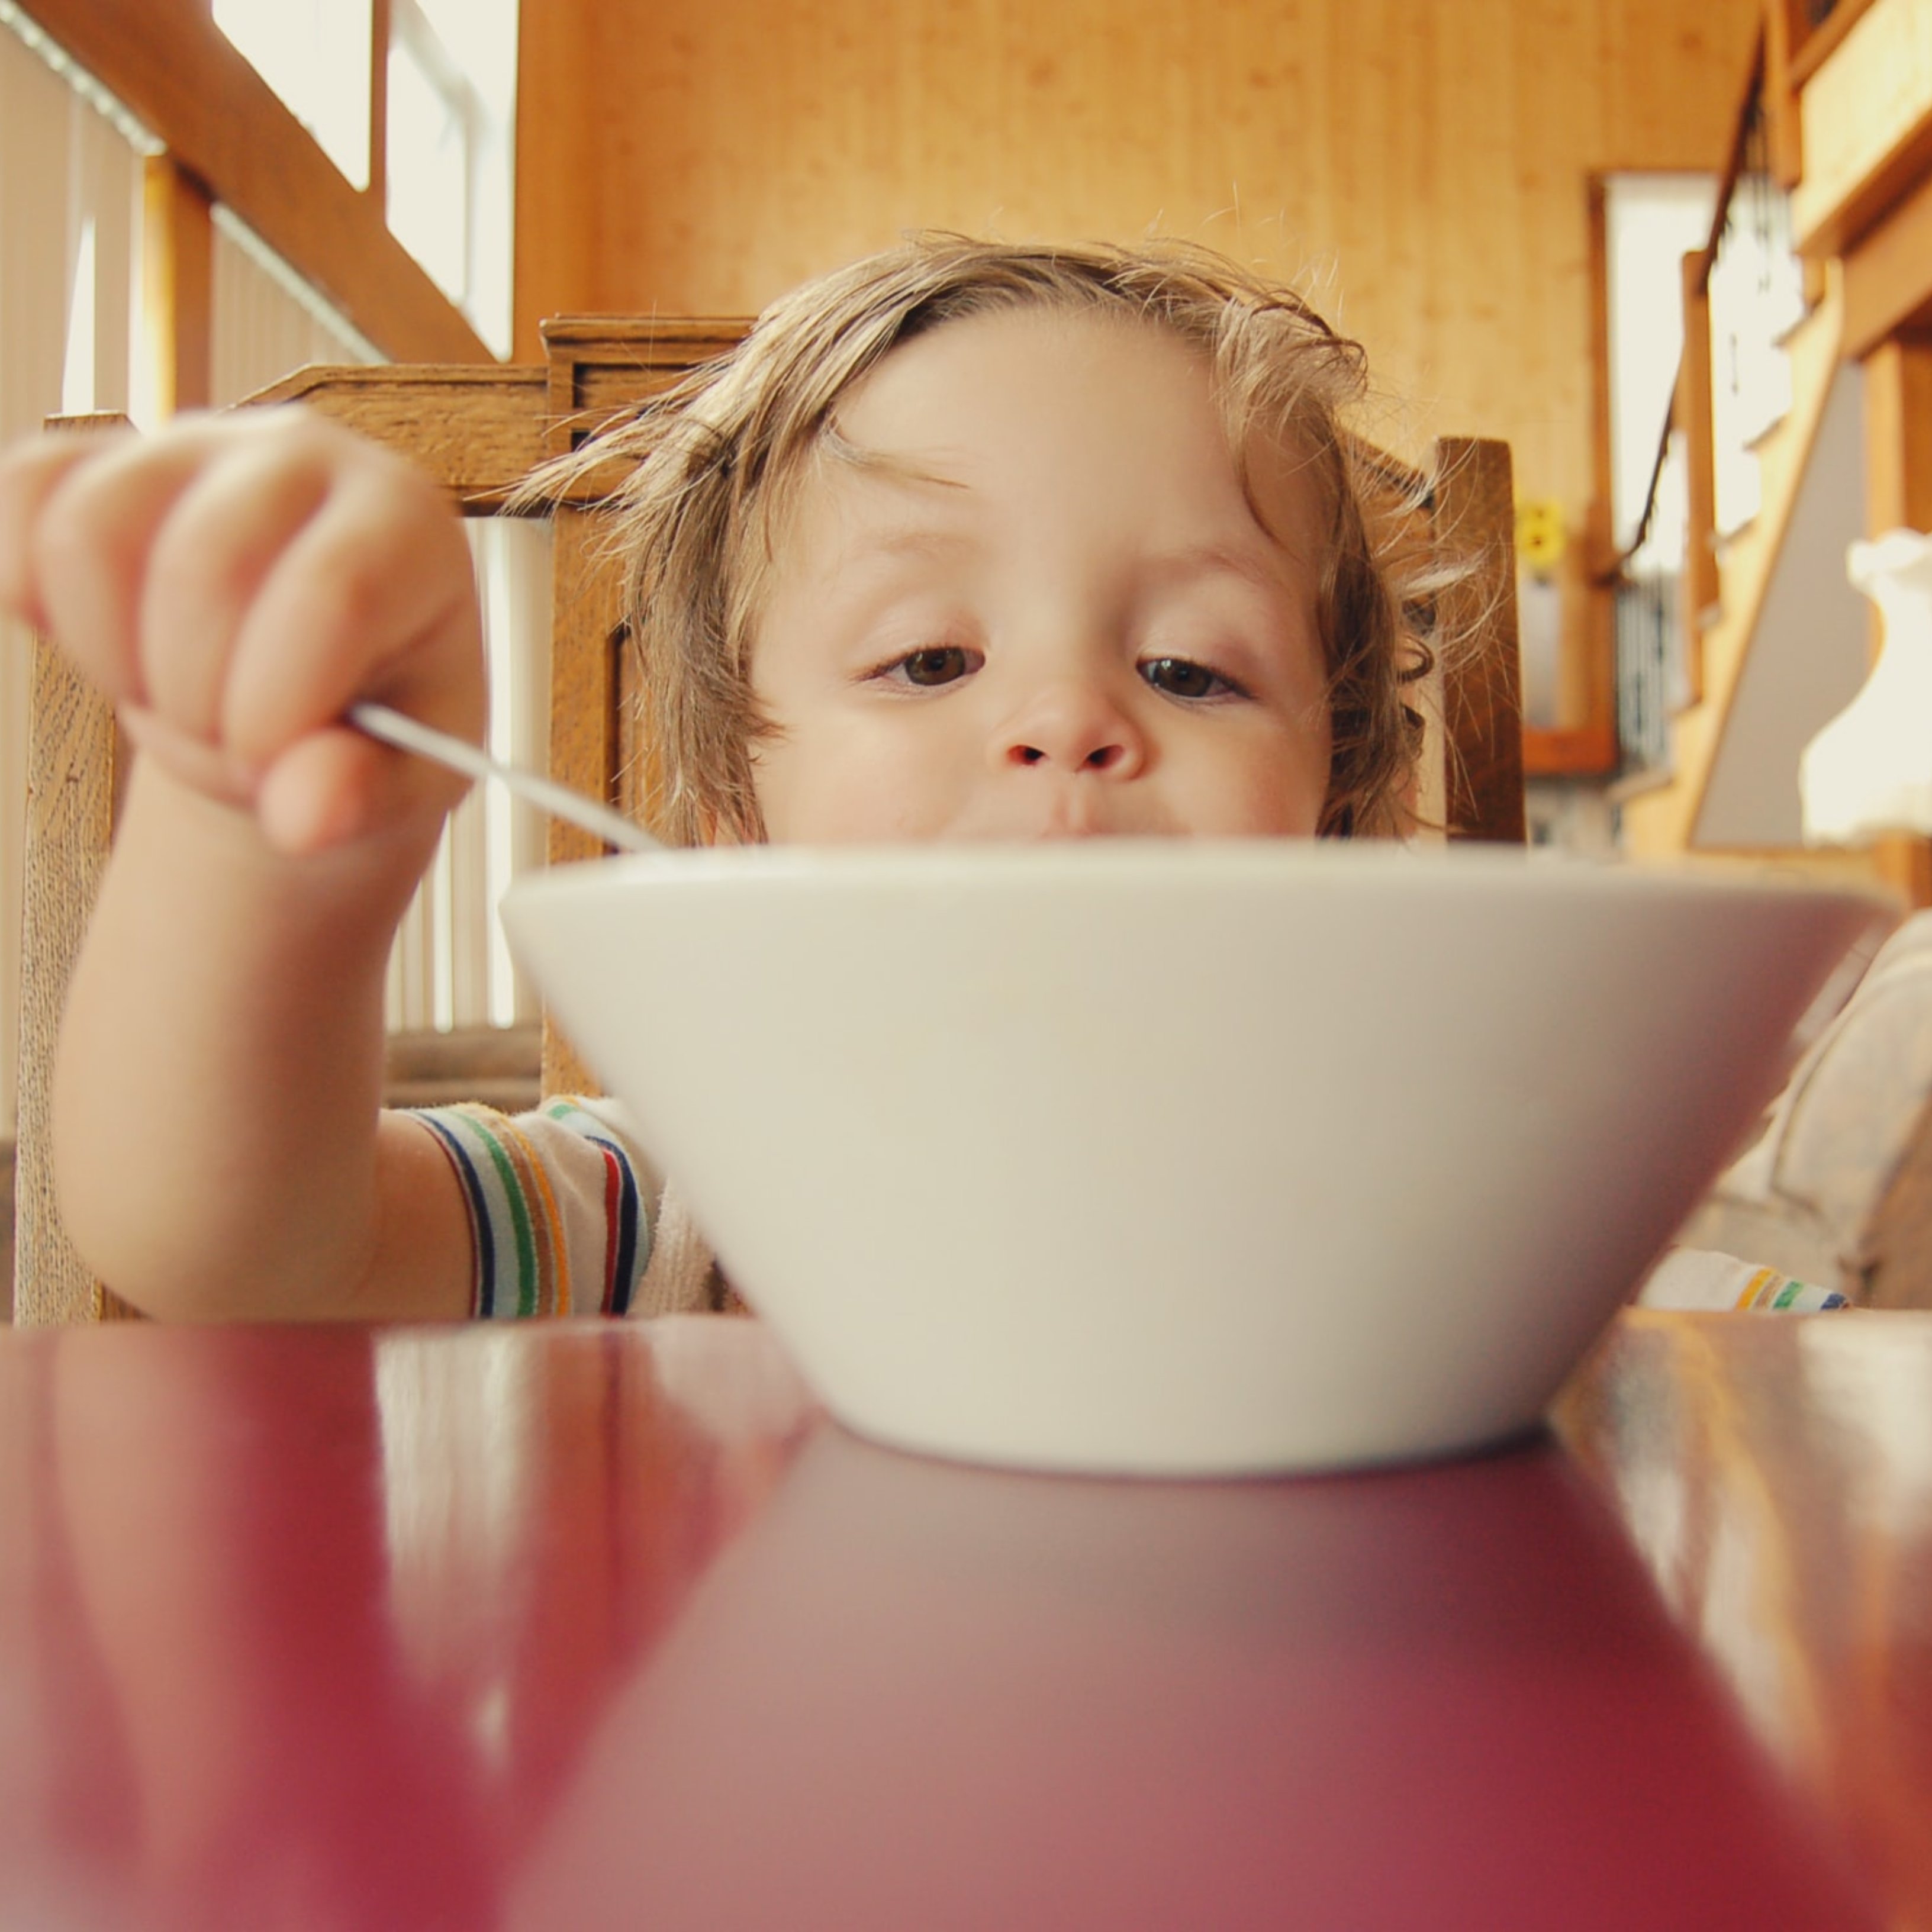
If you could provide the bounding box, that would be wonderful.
[502,842,1888,1477]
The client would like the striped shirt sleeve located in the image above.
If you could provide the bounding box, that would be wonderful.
[410,1097,655,1319]
[1638,1248,1850,1312]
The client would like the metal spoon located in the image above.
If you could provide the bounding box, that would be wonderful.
[349,701,661,854]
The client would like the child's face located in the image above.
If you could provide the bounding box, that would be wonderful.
[747,306,1332,843]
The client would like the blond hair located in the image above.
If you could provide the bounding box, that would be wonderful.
[533,233,1435,843]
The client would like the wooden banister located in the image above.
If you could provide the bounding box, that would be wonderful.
[11,0,490,364]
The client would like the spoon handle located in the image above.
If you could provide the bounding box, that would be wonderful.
[349,701,659,854]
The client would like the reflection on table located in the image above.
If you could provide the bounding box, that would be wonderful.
[1,1308,1925,1929]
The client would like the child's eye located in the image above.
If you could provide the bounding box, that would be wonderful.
[1141,656,1241,700]
[885,646,975,688]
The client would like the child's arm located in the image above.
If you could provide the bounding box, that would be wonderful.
[0,411,484,1319]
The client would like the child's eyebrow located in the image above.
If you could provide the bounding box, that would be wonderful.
[822,424,968,495]
[827,523,983,584]
[829,527,1300,590]
[1135,540,1311,607]
[1139,541,1282,588]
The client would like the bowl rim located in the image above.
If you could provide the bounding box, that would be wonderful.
[503,836,1900,920]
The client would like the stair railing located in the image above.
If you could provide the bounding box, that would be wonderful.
[1606,24,1809,780]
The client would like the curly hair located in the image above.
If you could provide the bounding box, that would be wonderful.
[527,233,1442,844]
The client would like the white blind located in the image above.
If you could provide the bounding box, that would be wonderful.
[388,518,550,1035]
[211,208,380,405]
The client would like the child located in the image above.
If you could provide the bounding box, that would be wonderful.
[0,233,1437,1324]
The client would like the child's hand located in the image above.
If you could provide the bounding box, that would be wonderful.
[0,408,484,856]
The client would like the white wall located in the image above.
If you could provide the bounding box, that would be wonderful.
[1695,364,1871,848]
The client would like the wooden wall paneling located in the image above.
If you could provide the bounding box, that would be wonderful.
[514,1,1762,326]
[15,0,490,364]
[1511,2,1609,742]
[509,0,598,360]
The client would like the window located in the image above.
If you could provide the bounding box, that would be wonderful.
[213,0,515,354]
[213,0,372,190]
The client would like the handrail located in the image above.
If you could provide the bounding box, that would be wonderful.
[1598,23,1769,583]
[1695,29,1772,302]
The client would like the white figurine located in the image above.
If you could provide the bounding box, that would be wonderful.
[1802,528,1932,845]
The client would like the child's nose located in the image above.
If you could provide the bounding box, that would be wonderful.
[994,679,1147,778]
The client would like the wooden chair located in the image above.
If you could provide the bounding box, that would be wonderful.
[9,321,1524,1324]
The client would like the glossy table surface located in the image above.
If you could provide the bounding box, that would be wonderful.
[2,1308,1928,1930]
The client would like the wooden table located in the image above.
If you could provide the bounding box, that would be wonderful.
[1,1308,1927,1929]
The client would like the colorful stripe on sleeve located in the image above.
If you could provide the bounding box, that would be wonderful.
[409,1100,653,1319]
[544,1099,645,1315]
[1731,1266,1849,1312]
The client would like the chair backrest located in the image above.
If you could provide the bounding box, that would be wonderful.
[9,323,1523,1324]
